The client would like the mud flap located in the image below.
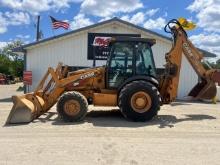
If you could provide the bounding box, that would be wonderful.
[6,94,45,124]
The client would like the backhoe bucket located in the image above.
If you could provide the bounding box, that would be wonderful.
[6,93,45,124]
[188,80,217,100]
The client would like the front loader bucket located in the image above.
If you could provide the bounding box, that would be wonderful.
[6,93,45,124]
[188,80,217,100]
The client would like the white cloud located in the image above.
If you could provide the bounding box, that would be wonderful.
[70,13,93,30]
[0,11,30,33]
[0,0,83,33]
[130,12,145,25]
[121,12,145,25]
[187,0,212,11]
[0,41,8,50]
[0,13,8,33]
[144,17,166,30]
[120,15,130,22]
[80,0,143,17]
[163,12,168,17]
[190,33,220,56]
[0,26,7,34]
[187,0,220,57]
[50,0,83,10]
[16,34,30,39]
[0,0,83,15]
[98,17,112,22]
[5,12,30,25]
[145,8,159,17]
[120,9,161,26]
[187,0,220,32]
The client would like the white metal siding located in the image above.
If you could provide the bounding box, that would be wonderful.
[178,55,198,98]
[26,21,198,99]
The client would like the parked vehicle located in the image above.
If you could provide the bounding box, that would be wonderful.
[0,73,7,85]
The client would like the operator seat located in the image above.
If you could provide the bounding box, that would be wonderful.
[136,61,147,74]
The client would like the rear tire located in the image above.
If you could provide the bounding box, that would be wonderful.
[57,92,88,122]
[119,80,160,122]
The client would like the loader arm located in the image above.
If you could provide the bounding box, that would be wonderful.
[6,64,104,124]
[35,66,103,114]
[159,19,220,104]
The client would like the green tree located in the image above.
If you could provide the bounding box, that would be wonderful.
[0,54,12,74]
[1,40,23,61]
[0,40,24,77]
[215,59,220,69]
[202,59,220,70]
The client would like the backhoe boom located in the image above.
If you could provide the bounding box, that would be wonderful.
[159,19,220,103]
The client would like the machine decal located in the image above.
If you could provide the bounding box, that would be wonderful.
[80,72,95,80]
[73,82,80,87]
[183,43,193,57]
[71,72,96,87]
[183,42,200,69]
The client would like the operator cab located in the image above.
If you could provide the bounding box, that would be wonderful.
[106,37,156,89]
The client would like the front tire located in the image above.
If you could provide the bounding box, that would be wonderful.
[57,92,88,122]
[119,81,160,122]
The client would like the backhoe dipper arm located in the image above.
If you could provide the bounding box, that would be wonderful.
[182,34,210,78]
[159,19,220,104]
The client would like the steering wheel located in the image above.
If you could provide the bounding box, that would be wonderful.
[115,61,123,69]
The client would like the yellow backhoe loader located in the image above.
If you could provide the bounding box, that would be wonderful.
[6,19,220,124]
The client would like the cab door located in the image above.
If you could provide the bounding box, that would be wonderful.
[107,42,134,89]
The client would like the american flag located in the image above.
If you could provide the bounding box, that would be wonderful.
[50,16,70,30]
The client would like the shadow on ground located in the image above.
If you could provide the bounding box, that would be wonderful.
[24,109,216,128]
[4,108,216,128]
[0,97,12,102]
[171,100,216,106]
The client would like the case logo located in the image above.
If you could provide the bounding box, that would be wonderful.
[80,72,95,80]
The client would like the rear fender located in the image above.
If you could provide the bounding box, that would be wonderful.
[118,75,159,93]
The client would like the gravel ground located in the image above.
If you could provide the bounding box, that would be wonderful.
[0,83,220,165]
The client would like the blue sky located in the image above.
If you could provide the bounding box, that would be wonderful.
[0,0,220,58]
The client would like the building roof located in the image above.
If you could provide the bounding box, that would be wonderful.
[13,17,216,58]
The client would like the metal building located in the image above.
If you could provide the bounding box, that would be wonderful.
[14,17,216,99]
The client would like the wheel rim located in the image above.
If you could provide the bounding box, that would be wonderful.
[64,100,80,116]
[131,91,152,113]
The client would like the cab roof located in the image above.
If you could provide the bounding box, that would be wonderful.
[111,36,156,46]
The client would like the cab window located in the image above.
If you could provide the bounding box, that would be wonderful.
[136,43,156,76]
[108,42,134,88]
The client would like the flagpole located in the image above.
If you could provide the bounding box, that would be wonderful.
[36,15,40,41]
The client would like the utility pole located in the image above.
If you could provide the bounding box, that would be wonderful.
[36,15,40,41]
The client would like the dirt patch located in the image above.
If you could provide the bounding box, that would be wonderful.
[0,83,220,165]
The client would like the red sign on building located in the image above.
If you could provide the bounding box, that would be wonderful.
[93,37,112,47]
[23,71,32,85]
